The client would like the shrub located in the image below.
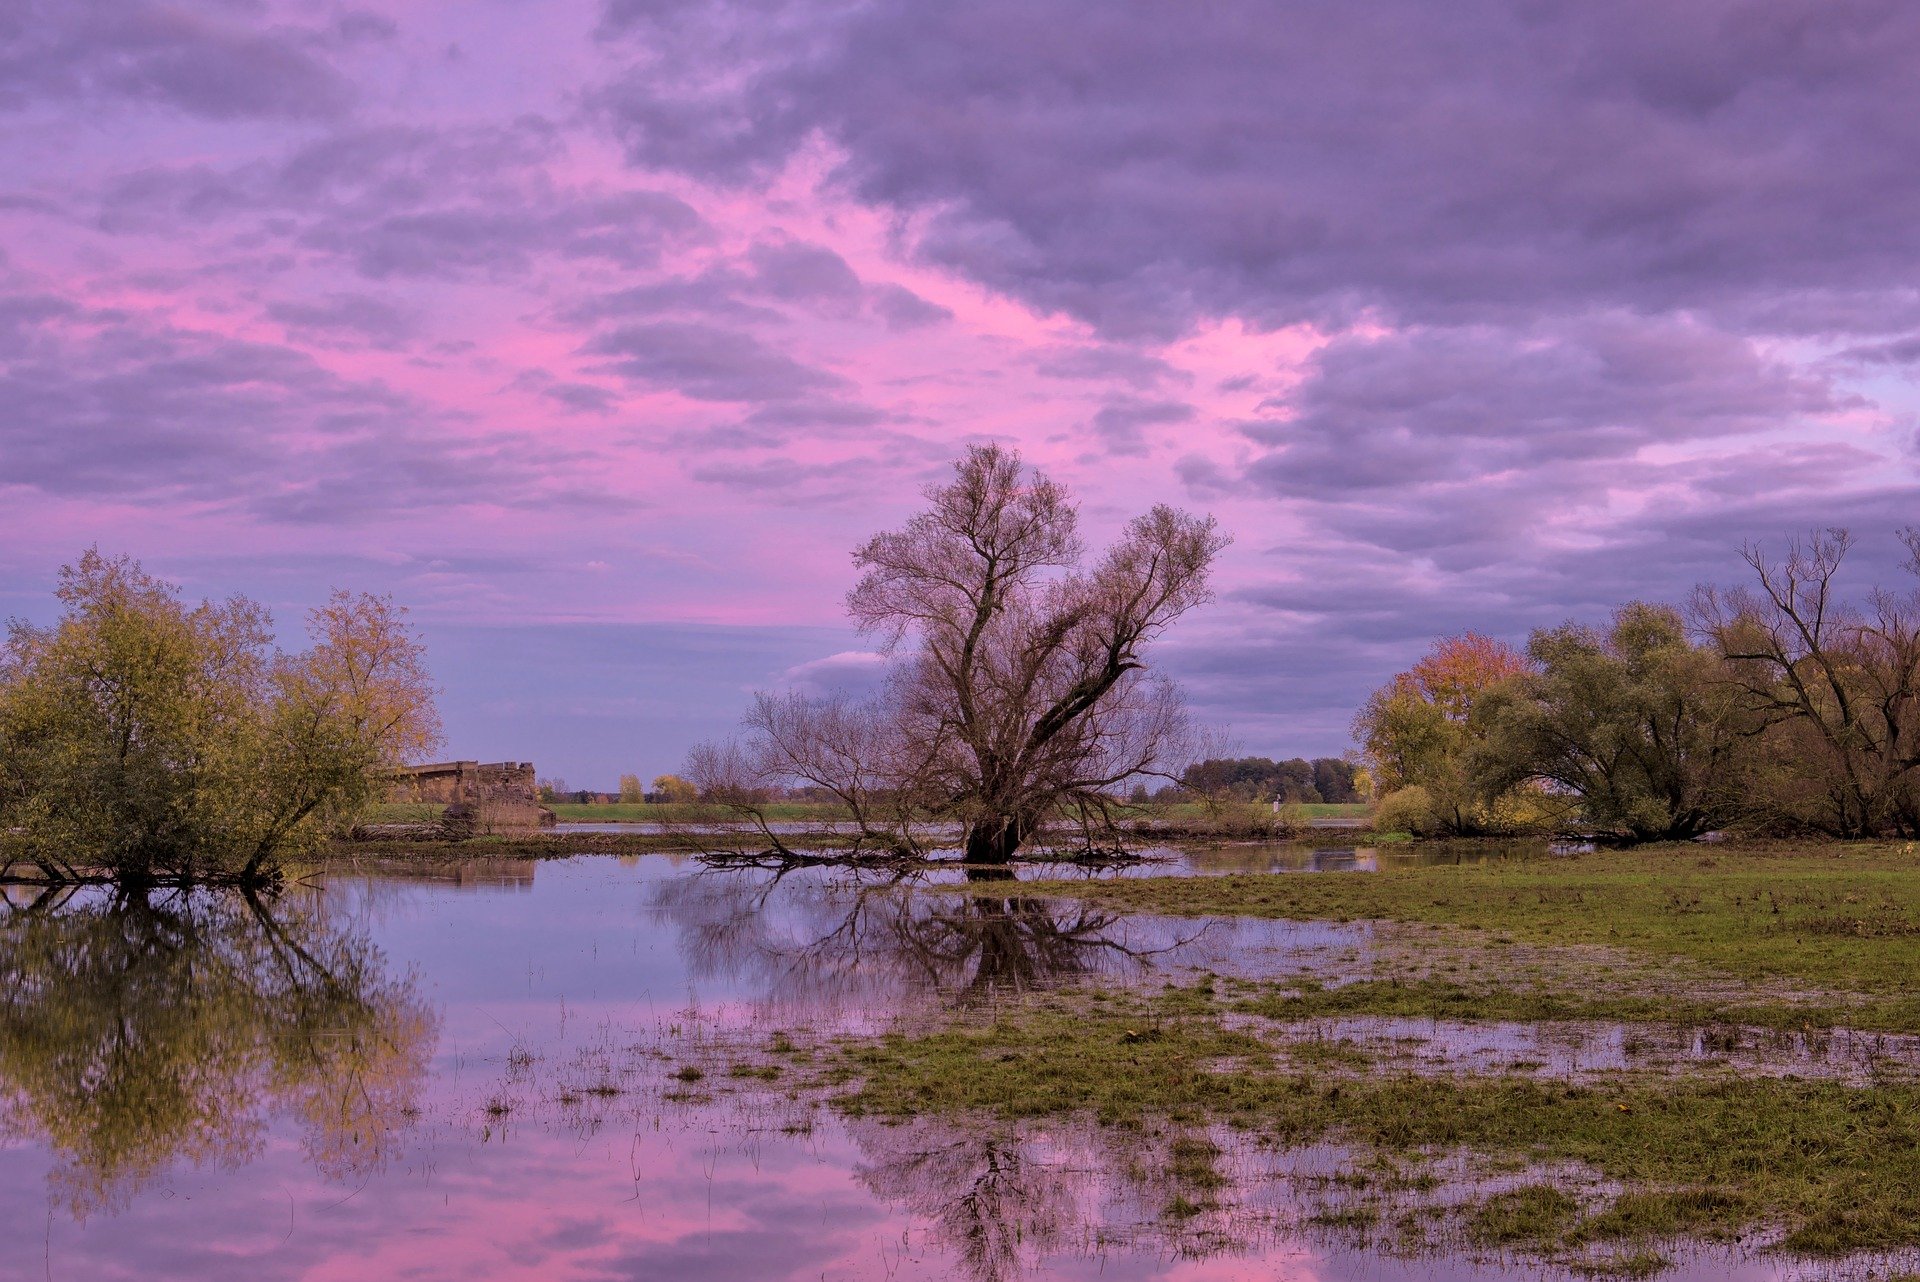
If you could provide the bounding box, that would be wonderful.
[0,551,439,885]
[1373,786,1440,837]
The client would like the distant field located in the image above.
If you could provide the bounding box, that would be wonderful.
[544,801,854,823]
[366,799,1373,826]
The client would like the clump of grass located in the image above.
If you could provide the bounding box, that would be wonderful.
[1284,1035,1374,1070]
[1569,1187,1746,1244]
[1465,1184,1580,1246]
[1166,1135,1226,1189]
[1570,1249,1671,1279]
[671,1065,705,1083]
[729,1062,782,1080]
[1162,1193,1209,1219]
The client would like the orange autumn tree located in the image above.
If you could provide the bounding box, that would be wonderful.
[1353,632,1537,835]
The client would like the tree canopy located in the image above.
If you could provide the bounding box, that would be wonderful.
[0,550,440,885]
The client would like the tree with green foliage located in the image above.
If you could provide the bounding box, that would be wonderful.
[1475,603,1745,841]
[0,550,440,886]
[1177,755,1360,803]
[1354,632,1537,836]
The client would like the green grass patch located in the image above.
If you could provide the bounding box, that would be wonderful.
[826,989,1920,1259]
[1233,976,1867,1033]
[545,801,857,823]
[1465,1184,1581,1246]
[1014,843,1920,1014]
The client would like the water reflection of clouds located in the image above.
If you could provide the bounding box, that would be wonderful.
[0,856,1803,1282]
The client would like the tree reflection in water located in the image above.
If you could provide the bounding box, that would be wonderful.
[650,867,1232,1281]
[851,1120,1073,1282]
[845,1113,1252,1282]
[650,864,1208,1015]
[0,884,437,1218]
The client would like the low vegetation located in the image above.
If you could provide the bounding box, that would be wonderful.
[1014,843,1920,1013]
[824,984,1920,1262]
[758,839,1920,1271]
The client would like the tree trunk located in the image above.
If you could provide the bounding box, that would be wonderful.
[964,814,1025,865]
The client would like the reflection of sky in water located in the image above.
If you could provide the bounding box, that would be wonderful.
[0,857,1820,1281]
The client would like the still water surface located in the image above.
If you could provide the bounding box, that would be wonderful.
[0,849,1817,1280]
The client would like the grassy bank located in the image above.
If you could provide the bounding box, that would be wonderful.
[1013,842,1920,1002]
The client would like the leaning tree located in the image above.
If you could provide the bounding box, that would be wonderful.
[693,445,1226,864]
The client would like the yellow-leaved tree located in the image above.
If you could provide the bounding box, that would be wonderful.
[0,550,440,885]
[1353,632,1536,836]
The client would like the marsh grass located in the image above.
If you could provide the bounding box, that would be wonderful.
[1231,975,1886,1034]
[823,984,1920,1260]
[1010,843,1920,1015]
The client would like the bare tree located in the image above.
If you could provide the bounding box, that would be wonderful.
[1693,528,1920,836]
[691,446,1226,864]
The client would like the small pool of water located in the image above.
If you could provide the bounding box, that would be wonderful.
[0,856,1830,1281]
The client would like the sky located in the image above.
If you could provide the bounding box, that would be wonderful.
[4,0,1919,788]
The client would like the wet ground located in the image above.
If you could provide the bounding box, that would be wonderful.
[0,849,1901,1280]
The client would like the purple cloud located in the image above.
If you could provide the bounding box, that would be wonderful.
[0,1,358,120]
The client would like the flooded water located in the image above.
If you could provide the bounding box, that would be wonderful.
[553,827,1575,872]
[0,854,1867,1280]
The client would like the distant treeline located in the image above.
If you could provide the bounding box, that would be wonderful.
[1356,529,1920,842]
[1177,756,1363,804]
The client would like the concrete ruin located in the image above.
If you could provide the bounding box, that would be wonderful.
[382,761,556,835]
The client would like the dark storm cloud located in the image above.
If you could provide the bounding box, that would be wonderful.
[583,321,844,401]
[1837,335,1920,367]
[304,186,708,280]
[597,0,1920,341]
[0,292,541,517]
[1243,316,1842,497]
[568,245,949,339]
[0,1,357,120]
[566,276,787,325]
[96,124,712,280]
[542,382,624,414]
